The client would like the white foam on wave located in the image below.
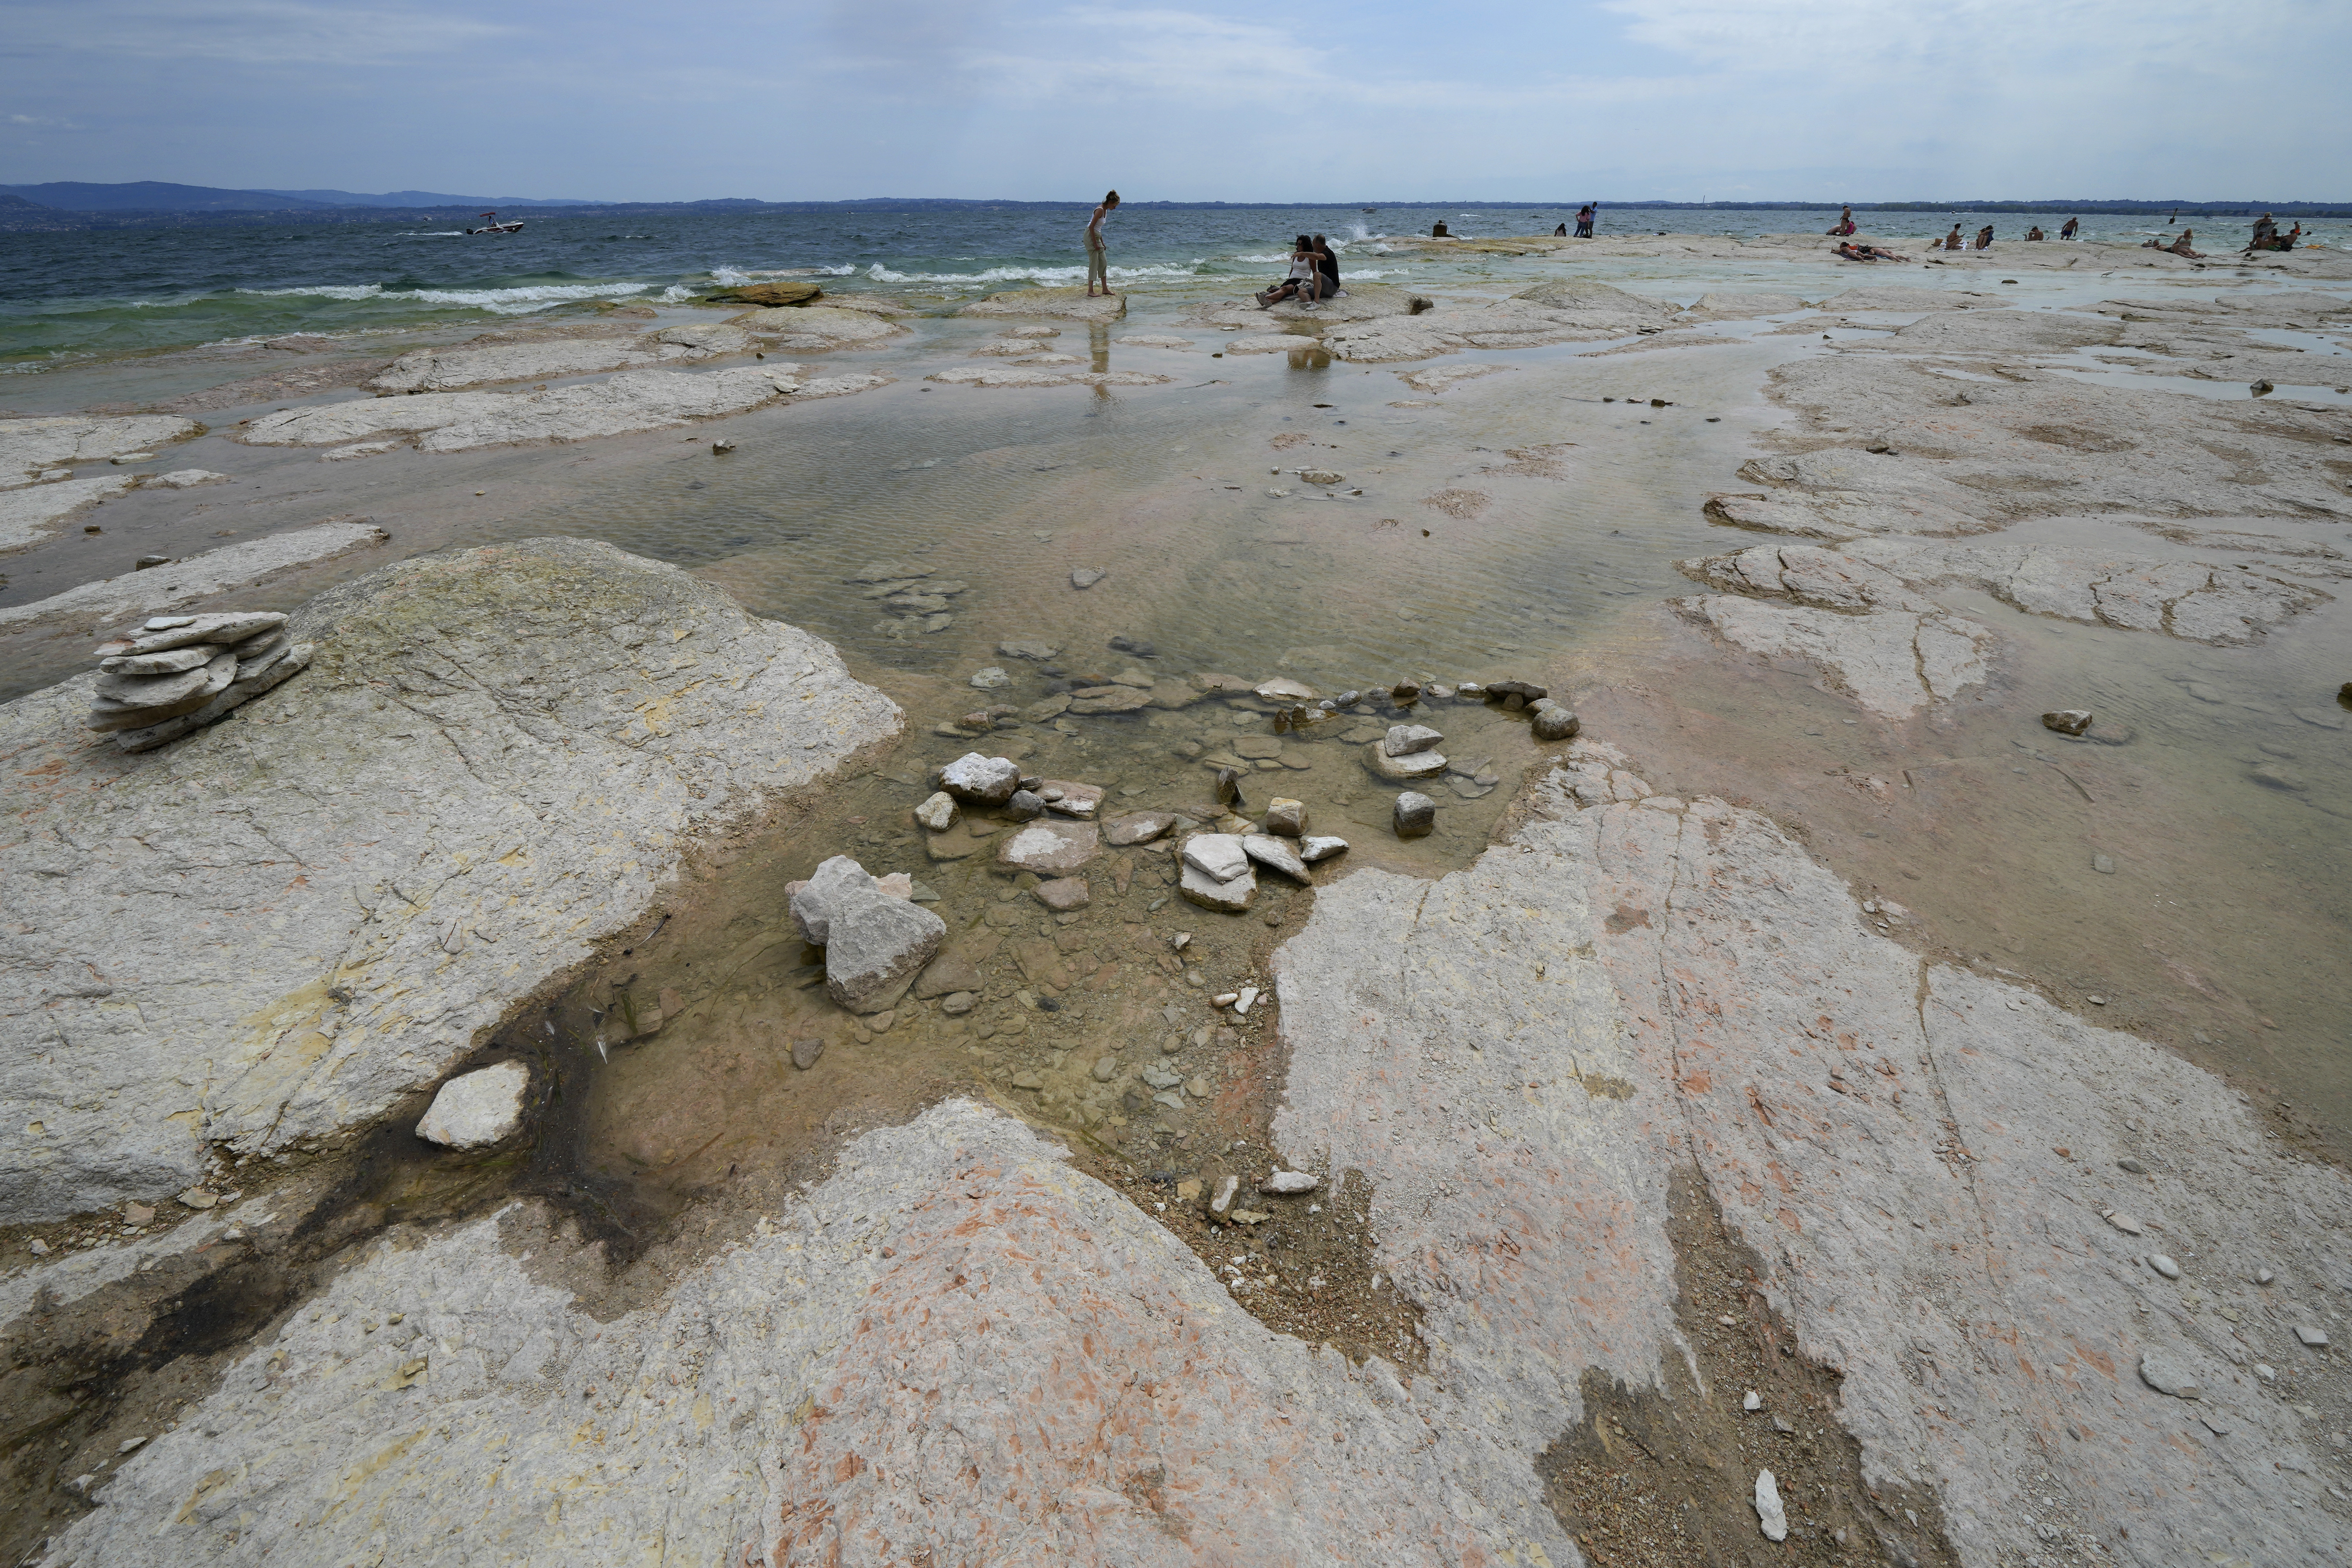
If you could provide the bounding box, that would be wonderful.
[860,261,1203,286]
[234,281,660,313]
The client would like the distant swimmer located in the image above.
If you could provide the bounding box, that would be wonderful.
[2059,217,2080,239]
[1825,205,1856,236]
[2025,225,2046,241]
[1085,189,1120,298]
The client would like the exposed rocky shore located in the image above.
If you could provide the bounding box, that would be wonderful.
[4,234,2350,1568]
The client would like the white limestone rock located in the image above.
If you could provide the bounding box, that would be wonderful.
[823,892,946,1015]
[940,752,1020,805]
[414,1061,530,1149]
[0,476,133,553]
[1181,833,1250,882]
[0,536,900,1222]
[0,414,196,487]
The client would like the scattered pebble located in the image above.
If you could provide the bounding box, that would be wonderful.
[1742,1390,1761,1411]
[2138,1350,2201,1398]
[2148,1254,2181,1279]
[1754,1470,1788,1542]
[2295,1325,2329,1348]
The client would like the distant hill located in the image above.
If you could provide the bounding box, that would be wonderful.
[0,193,44,209]
[0,181,338,211]
[252,188,600,208]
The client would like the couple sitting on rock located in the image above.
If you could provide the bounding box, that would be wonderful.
[1256,235,1343,310]
[1835,241,1909,263]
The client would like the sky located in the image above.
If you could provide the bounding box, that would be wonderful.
[3,0,2346,203]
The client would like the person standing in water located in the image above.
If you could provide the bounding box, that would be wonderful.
[1085,190,1120,298]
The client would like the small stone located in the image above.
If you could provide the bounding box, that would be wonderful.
[941,991,977,1015]
[26,1239,47,1256]
[1365,742,1448,781]
[1754,1470,1788,1542]
[1091,1055,1121,1082]
[1242,835,1310,882]
[177,1187,220,1210]
[1299,835,1350,863]
[867,1009,896,1033]
[1036,779,1104,818]
[998,638,1061,660]
[1179,860,1257,913]
[1003,789,1046,821]
[1104,810,1176,845]
[969,666,1012,689]
[1070,567,1108,589]
[914,791,959,831]
[1255,678,1318,702]
[2043,709,2093,736]
[1743,1390,1761,1411]
[996,819,1101,874]
[1172,933,1192,951]
[2295,1325,2329,1348]
[1383,724,1444,757]
[1298,468,1343,486]
[1394,792,1436,838]
[1484,679,1548,707]
[2093,853,2116,875]
[1209,1174,1240,1215]
[2138,1350,2202,1398]
[1260,1170,1320,1195]
[2257,1268,2275,1285]
[824,893,947,1014]
[1261,798,1309,836]
[123,1201,155,1226]
[1176,1178,1203,1201]
[941,753,1021,804]
[1182,833,1251,882]
[1034,877,1091,911]
[2118,1158,2147,1173]
[1212,991,1240,1007]
[1011,1070,1045,1090]
[1186,1076,1210,1098]
[2149,1254,2181,1279]
[2106,1211,2143,1236]
[1234,985,1260,1015]
[1532,706,1581,741]
[791,1036,826,1070]
[1068,684,1152,714]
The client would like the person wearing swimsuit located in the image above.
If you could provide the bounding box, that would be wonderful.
[1085,190,1119,297]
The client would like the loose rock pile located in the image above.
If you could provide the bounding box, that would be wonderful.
[86,611,313,752]
[788,855,946,1015]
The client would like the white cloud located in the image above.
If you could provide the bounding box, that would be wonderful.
[2,2,513,67]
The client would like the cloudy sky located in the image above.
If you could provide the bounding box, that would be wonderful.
[4,0,2344,202]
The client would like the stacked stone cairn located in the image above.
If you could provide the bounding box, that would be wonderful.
[86,611,314,753]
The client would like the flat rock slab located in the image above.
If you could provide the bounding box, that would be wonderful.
[0,414,197,486]
[0,522,390,643]
[0,476,135,553]
[369,336,687,394]
[959,288,1127,322]
[0,536,900,1222]
[994,819,1099,874]
[1682,594,1990,718]
[1102,810,1176,845]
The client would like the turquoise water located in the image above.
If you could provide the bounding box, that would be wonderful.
[2,205,2320,372]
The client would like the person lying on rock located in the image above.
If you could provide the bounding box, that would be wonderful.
[1256,236,1321,308]
[1837,242,1909,262]
[2167,229,2205,258]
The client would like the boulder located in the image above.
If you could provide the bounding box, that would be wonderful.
[1299,835,1350,862]
[414,1061,530,1149]
[824,893,946,1015]
[1262,798,1309,836]
[1383,724,1443,757]
[1532,706,1581,741]
[0,536,900,1222]
[913,791,959,831]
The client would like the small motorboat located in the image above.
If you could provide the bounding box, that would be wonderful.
[466,211,525,235]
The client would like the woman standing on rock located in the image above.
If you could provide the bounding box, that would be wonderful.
[1085,190,1120,298]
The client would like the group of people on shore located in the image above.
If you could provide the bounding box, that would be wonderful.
[1254,235,1345,310]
